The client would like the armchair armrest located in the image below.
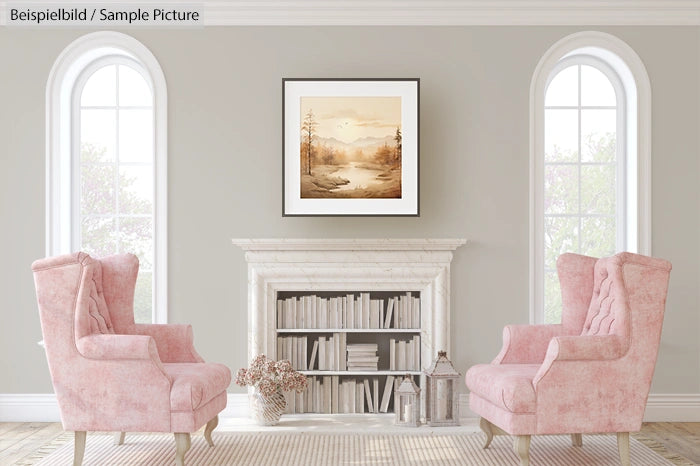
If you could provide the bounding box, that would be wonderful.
[544,334,626,362]
[132,324,204,363]
[76,334,161,361]
[493,324,564,364]
[533,334,627,387]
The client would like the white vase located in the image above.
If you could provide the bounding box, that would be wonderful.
[251,389,287,426]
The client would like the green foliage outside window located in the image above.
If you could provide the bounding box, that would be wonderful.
[80,143,153,323]
[544,133,617,324]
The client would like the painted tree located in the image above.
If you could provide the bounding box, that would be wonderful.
[394,127,402,166]
[374,143,394,165]
[301,109,318,175]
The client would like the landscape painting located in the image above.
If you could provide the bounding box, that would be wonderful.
[299,96,402,199]
[283,79,419,216]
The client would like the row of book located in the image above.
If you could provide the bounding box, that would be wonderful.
[277,293,420,329]
[278,335,421,372]
[277,333,347,371]
[389,336,421,371]
[284,375,400,414]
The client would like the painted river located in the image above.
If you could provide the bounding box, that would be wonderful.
[330,162,383,191]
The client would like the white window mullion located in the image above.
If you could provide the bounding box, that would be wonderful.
[577,64,582,254]
[114,64,121,254]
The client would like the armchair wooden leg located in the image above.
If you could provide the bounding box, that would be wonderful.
[479,417,508,449]
[479,417,494,449]
[617,432,630,466]
[571,433,583,447]
[114,432,126,445]
[513,435,531,466]
[73,431,86,466]
[174,432,191,466]
[204,415,219,447]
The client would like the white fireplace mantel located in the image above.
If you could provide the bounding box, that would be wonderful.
[232,238,467,366]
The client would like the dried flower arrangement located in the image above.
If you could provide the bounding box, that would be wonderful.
[235,354,308,397]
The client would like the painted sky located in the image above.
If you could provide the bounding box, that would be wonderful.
[300,96,401,143]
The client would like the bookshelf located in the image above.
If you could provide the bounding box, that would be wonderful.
[276,291,421,415]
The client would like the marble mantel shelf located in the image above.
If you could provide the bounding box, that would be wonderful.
[232,238,467,251]
[233,238,467,366]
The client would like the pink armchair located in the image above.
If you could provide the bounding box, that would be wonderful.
[465,252,671,466]
[32,252,231,466]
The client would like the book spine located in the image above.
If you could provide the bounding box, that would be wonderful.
[323,376,332,414]
[331,376,339,414]
[319,336,326,371]
[340,333,346,371]
[380,375,395,413]
[346,294,354,329]
[413,297,420,330]
[362,293,370,329]
[373,378,379,414]
[398,340,406,371]
[384,298,394,329]
[379,299,384,329]
[405,292,412,329]
[364,379,373,413]
[413,335,420,370]
[277,300,284,329]
[342,297,347,329]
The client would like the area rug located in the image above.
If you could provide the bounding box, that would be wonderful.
[32,431,674,465]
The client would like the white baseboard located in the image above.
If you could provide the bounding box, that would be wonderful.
[643,394,700,422]
[0,394,62,422]
[2,392,699,423]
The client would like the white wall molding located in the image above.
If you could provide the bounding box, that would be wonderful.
[0,394,62,422]
[3,392,699,422]
[643,394,700,422]
[3,1,700,26]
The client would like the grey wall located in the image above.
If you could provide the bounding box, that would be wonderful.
[1,26,697,395]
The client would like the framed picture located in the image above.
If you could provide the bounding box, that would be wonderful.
[283,78,419,216]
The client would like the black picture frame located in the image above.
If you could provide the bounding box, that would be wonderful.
[282,78,420,216]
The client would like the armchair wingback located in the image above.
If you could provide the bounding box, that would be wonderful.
[32,252,231,466]
[465,252,672,466]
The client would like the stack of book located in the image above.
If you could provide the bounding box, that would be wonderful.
[346,343,379,371]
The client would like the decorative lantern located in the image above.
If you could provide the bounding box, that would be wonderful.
[394,374,421,427]
[424,350,460,426]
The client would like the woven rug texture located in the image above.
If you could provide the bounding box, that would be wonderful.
[32,431,675,465]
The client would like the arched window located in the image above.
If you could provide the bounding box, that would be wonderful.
[531,32,651,324]
[47,32,167,323]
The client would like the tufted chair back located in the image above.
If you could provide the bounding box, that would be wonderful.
[74,253,115,339]
[581,254,630,338]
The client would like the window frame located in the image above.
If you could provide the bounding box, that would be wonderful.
[46,31,168,324]
[530,31,652,324]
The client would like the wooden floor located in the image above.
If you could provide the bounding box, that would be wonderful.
[0,422,698,465]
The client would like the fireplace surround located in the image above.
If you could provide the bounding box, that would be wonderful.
[232,238,466,417]
[232,239,466,361]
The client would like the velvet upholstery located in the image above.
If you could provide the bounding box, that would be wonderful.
[466,252,671,437]
[32,252,231,435]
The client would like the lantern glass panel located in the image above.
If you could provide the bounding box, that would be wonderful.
[436,379,453,421]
